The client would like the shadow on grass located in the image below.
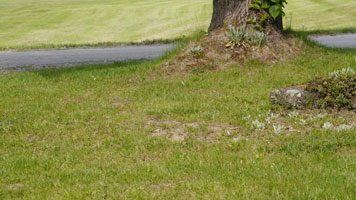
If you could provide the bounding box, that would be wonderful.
[33,60,149,79]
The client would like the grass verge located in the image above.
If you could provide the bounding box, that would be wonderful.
[1,31,356,199]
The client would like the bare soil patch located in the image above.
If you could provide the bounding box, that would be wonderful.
[146,119,239,142]
[161,30,301,74]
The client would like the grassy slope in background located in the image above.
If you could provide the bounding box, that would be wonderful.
[0,0,212,49]
[0,0,356,49]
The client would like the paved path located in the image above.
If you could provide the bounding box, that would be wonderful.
[0,44,174,71]
[309,33,356,48]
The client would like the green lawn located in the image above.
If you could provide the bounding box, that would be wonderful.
[0,0,356,50]
[1,36,356,198]
[285,0,356,31]
[1,0,356,199]
[0,0,212,50]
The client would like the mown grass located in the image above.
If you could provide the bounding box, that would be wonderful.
[0,0,212,50]
[0,0,356,50]
[284,0,356,31]
[1,0,356,198]
[1,32,356,198]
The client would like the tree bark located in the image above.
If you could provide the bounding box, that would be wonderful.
[209,0,283,33]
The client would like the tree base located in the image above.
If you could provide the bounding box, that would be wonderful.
[160,1,298,74]
[160,29,300,74]
[208,0,284,37]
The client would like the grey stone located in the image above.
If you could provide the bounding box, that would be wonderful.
[270,87,314,109]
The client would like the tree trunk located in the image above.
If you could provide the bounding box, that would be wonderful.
[209,0,283,33]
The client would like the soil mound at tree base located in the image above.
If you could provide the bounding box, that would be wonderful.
[161,30,300,74]
[162,0,299,73]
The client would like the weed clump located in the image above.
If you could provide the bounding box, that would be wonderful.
[225,25,267,48]
[189,46,204,58]
[306,68,356,110]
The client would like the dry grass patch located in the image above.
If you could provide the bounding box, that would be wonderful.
[146,119,239,142]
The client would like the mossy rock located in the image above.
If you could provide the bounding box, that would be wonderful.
[271,74,356,111]
[270,87,315,109]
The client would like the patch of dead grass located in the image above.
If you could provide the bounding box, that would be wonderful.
[146,119,239,142]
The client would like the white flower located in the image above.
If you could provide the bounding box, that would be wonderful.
[232,138,240,143]
[243,115,251,120]
[270,113,280,119]
[273,125,284,134]
[266,117,271,124]
[311,113,326,120]
[288,111,299,118]
[316,113,326,119]
[299,119,307,125]
[322,122,334,130]
[329,67,355,77]
[266,112,280,124]
[252,119,265,130]
[336,124,354,131]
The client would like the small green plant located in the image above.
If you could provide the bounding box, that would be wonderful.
[250,0,288,19]
[249,0,262,10]
[253,24,264,31]
[262,0,288,19]
[226,25,267,47]
[248,30,268,46]
[306,69,356,110]
[260,14,268,27]
[246,17,257,24]
[246,14,268,31]
[189,46,203,58]
[205,64,217,70]
[246,17,264,31]
[192,67,205,73]
[226,25,248,46]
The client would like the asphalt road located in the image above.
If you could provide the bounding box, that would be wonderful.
[309,33,356,48]
[1,33,354,72]
[0,44,174,71]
